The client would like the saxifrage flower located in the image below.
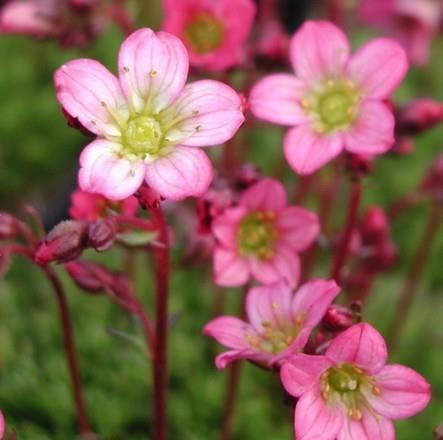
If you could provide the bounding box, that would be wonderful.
[54,28,244,201]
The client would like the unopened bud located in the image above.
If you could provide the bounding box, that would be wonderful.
[0,213,18,239]
[360,206,390,244]
[323,304,358,332]
[87,219,116,251]
[396,99,443,135]
[345,154,374,178]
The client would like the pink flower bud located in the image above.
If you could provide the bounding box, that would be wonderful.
[0,212,18,239]
[87,219,116,252]
[396,98,443,135]
[322,303,361,332]
[360,206,390,244]
[35,220,88,264]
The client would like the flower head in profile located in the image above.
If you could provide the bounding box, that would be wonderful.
[204,279,340,368]
[162,0,256,71]
[212,178,320,287]
[54,28,244,201]
[250,20,408,175]
[281,323,431,440]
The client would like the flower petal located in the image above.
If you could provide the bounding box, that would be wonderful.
[284,126,343,175]
[338,412,394,440]
[213,247,249,287]
[203,316,252,350]
[366,364,431,419]
[144,146,212,200]
[54,59,127,136]
[249,74,308,126]
[240,178,287,212]
[346,38,408,99]
[344,100,394,155]
[215,348,265,369]
[118,28,189,113]
[294,386,343,440]
[278,206,320,252]
[162,80,244,147]
[326,323,387,374]
[78,140,145,200]
[280,354,332,397]
[212,206,246,250]
[290,20,350,81]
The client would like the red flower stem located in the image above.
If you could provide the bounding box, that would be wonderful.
[220,286,248,440]
[387,205,441,351]
[111,0,135,36]
[330,179,362,284]
[148,204,170,440]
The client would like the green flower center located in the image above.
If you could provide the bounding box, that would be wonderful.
[184,12,224,54]
[327,364,362,393]
[121,115,163,158]
[237,211,278,259]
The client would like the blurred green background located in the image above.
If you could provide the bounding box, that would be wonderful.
[1,2,443,439]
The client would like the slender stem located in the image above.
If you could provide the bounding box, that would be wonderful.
[327,0,345,25]
[220,286,248,440]
[111,0,135,36]
[149,205,170,440]
[387,205,441,350]
[330,179,362,284]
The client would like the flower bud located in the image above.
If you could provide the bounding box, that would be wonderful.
[360,206,389,244]
[323,303,360,332]
[87,219,116,251]
[0,213,18,240]
[396,99,443,135]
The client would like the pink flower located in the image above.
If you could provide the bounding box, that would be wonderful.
[212,178,320,287]
[54,28,244,201]
[69,190,138,221]
[280,323,431,440]
[359,0,442,66]
[0,411,4,439]
[162,0,256,71]
[249,20,408,175]
[204,279,340,368]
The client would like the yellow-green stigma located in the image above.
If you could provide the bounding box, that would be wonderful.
[237,211,278,259]
[121,115,163,158]
[184,12,224,54]
[302,79,361,134]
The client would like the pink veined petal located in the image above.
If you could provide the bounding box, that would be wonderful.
[344,100,394,155]
[290,20,350,82]
[144,146,212,201]
[162,80,244,147]
[212,206,246,250]
[203,316,253,350]
[284,126,344,175]
[346,38,408,99]
[326,323,387,374]
[291,279,341,328]
[239,178,287,212]
[365,364,431,419]
[278,206,320,252]
[280,354,332,397]
[213,247,249,287]
[249,74,309,126]
[54,59,128,137]
[118,28,189,113]
[337,411,394,440]
[215,348,267,369]
[294,386,343,440]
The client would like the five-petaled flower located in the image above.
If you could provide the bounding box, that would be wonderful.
[280,323,431,440]
[162,0,256,72]
[212,178,320,287]
[54,28,244,201]
[249,20,408,175]
[204,279,340,368]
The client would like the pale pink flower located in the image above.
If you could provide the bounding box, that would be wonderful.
[204,279,340,368]
[359,0,442,66]
[54,28,244,201]
[69,189,138,221]
[162,0,256,72]
[280,323,431,440]
[249,20,408,175]
[212,178,320,287]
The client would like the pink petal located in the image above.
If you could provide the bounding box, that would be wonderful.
[118,28,189,113]
[144,146,212,201]
[249,74,308,126]
[79,140,145,200]
[0,411,4,439]
[344,100,394,155]
[278,206,320,252]
[215,348,265,369]
[290,20,350,82]
[294,386,343,440]
[54,59,127,137]
[162,80,244,147]
[291,279,340,328]
[346,38,408,99]
[284,126,343,175]
[366,364,431,419]
[280,354,332,397]
[212,206,246,250]
[203,316,252,350]
[326,323,387,374]
[213,247,249,287]
[337,412,394,440]
[239,178,287,212]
